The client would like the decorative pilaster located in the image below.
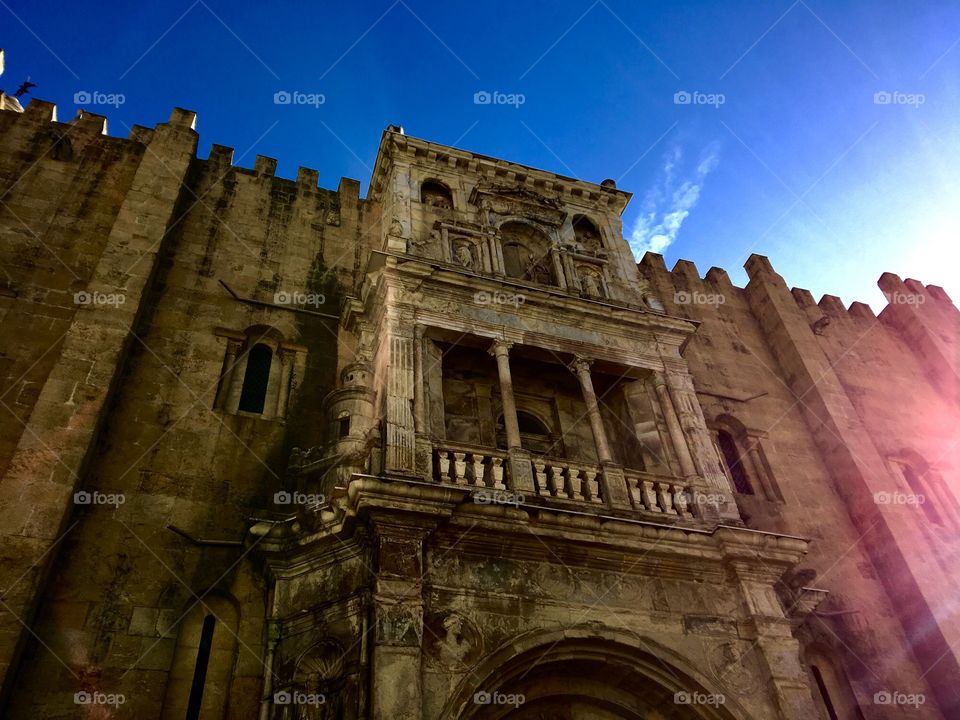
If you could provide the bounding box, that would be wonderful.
[386,330,416,473]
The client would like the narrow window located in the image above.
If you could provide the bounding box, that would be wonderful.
[811,665,838,720]
[903,465,942,526]
[186,615,216,720]
[717,430,753,494]
[338,416,351,439]
[238,344,272,413]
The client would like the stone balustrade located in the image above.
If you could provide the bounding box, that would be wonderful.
[624,470,695,518]
[435,445,508,490]
[433,446,697,520]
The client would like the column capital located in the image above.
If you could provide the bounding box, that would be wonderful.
[488,339,513,358]
[570,355,593,373]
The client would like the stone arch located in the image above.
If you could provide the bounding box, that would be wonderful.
[439,625,752,720]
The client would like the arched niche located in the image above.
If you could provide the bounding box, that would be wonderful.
[499,221,557,286]
[421,179,454,210]
[571,214,604,254]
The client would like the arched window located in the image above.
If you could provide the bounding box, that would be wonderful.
[420,179,453,209]
[499,221,555,285]
[238,343,272,414]
[805,648,865,720]
[497,410,557,456]
[717,429,753,495]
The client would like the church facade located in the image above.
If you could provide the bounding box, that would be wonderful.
[0,92,957,719]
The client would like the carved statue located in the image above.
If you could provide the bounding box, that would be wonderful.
[581,270,601,297]
[388,217,404,237]
[453,241,474,268]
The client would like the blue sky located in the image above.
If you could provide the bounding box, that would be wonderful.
[3,0,958,308]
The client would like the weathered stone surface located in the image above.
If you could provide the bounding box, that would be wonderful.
[0,100,955,720]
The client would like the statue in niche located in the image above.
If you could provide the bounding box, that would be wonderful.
[453,239,475,269]
[524,252,552,284]
[388,217,404,237]
[580,269,602,297]
[426,611,481,666]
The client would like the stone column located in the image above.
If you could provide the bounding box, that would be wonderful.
[571,357,632,510]
[489,341,521,449]
[489,341,534,492]
[274,348,294,418]
[215,339,241,410]
[571,357,612,463]
[413,325,426,433]
[652,374,697,478]
[385,323,417,473]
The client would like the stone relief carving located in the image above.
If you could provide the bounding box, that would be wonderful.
[425,611,482,667]
[708,640,762,697]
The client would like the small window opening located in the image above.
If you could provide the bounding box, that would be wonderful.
[238,343,272,414]
[186,615,216,720]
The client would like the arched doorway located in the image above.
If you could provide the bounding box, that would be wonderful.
[444,631,748,720]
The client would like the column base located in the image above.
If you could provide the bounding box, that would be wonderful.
[507,448,535,493]
[599,462,633,511]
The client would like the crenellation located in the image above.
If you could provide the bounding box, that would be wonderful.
[817,294,846,316]
[704,266,732,287]
[206,143,235,167]
[790,287,816,308]
[22,98,56,122]
[254,154,278,176]
[639,251,668,273]
[296,166,320,189]
[70,109,108,135]
[847,301,876,319]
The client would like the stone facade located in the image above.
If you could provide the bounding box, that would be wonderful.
[0,93,956,719]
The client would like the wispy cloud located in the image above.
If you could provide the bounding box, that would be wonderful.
[628,142,721,258]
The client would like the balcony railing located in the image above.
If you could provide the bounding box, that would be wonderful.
[433,444,697,520]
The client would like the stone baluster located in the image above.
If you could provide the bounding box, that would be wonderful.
[533,459,549,495]
[437,450,450,482]
[490,457,506,490]
[656,482,676,514]
[567,467,583,501]
[641,480,659,512]
[452,452,467,485]
[583,468,602,504]
[548,466,564,497]
[469,454,486,487]
[673,485,693,518]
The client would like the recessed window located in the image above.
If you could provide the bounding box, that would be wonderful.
[186,615,216,720]
[338,416,351,439]
[717,429,753,494]
[238,343,272,414]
